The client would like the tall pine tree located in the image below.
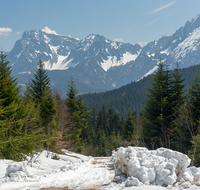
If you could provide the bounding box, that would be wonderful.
[65,77,90,148]
[0,51,44,160]
[30,58,58,136]
[142,60,173,149]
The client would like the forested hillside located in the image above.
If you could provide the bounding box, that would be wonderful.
[83,64,200,116]
[1,50,200,167]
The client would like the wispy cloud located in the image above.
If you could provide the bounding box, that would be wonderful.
[148,0,176,14]
[15,31,21,35]
[150,18,160,25]
[126,29,132,34]
[114,38,123,42]
[0,27,12,36]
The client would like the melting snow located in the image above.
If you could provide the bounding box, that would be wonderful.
[0,148,200,190]
[16,50,23,58]
[35,50,41,54]
[110,147,200,189]
[101,52,140,71]
[43,34,50,43]
[161,47,171,56]
[43,53,73,70]
[138,63,159,81]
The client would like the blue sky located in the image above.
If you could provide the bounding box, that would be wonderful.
[1,0,200,51]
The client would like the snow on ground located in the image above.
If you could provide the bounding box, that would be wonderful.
[0,147,200,190]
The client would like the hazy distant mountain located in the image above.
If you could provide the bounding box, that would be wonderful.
[6,14,200,94]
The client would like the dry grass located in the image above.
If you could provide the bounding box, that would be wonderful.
[59,151,81,159]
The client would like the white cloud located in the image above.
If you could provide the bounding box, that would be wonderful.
[15,31,21,35]
[0,27,12,36]
[114,38,123,42]
[148,0,176,14]
[68,35,72,37]
[42,26,59,35]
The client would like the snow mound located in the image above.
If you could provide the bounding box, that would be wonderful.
[5,162,37,182]
[3,150,92,183]
[111,147,200,188]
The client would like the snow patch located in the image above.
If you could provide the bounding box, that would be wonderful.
[35,50,41,54]
[101,52,140,71]
[43,34,50,43]
[111,147,200,187]
[17,50,23,58]
[138,64,158,81]
[161,47,172,56]
[43,53,73,70]
[18,71,31,75]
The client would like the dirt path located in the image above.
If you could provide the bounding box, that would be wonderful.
[39,157,114,190]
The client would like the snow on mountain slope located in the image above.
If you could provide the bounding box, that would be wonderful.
[172,27,200,60]
[101,51,140,71]
[6,14,200,93]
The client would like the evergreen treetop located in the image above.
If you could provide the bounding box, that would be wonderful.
[65,77,90,147]
[0,51,21,107]
[142,60,174,149]
[31,58,51,102]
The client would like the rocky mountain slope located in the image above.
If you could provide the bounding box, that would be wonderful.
[7,14,200,94]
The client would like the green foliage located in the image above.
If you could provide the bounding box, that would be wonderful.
[31,58,51,102]
[124,108,136,140]
[30,58,58,136]
[189,133,200,166]
[142,60,173,149]
[65,77,90,147]
[171,62,186,108]
[52,154,60,160]
[188,70,200,124]
[0,51,44,161]
[172,103,196,154]
[81,104,143,156]
[0,51,21,107]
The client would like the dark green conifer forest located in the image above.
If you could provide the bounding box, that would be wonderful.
[1,50,200,166]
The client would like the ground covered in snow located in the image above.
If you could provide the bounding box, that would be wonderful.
[0,147,200,190]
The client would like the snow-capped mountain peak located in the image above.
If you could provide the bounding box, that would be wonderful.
[6,13,200,94]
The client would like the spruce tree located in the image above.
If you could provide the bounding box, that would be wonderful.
[142,60,173,149]
[30,58,58,137]
[171,62,186,110]
[31,58,50,102]
[0,51,21,108]
[0,51,44,160]
[65,77,89,147]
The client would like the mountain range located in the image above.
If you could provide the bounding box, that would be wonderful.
[6,14,200,95]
